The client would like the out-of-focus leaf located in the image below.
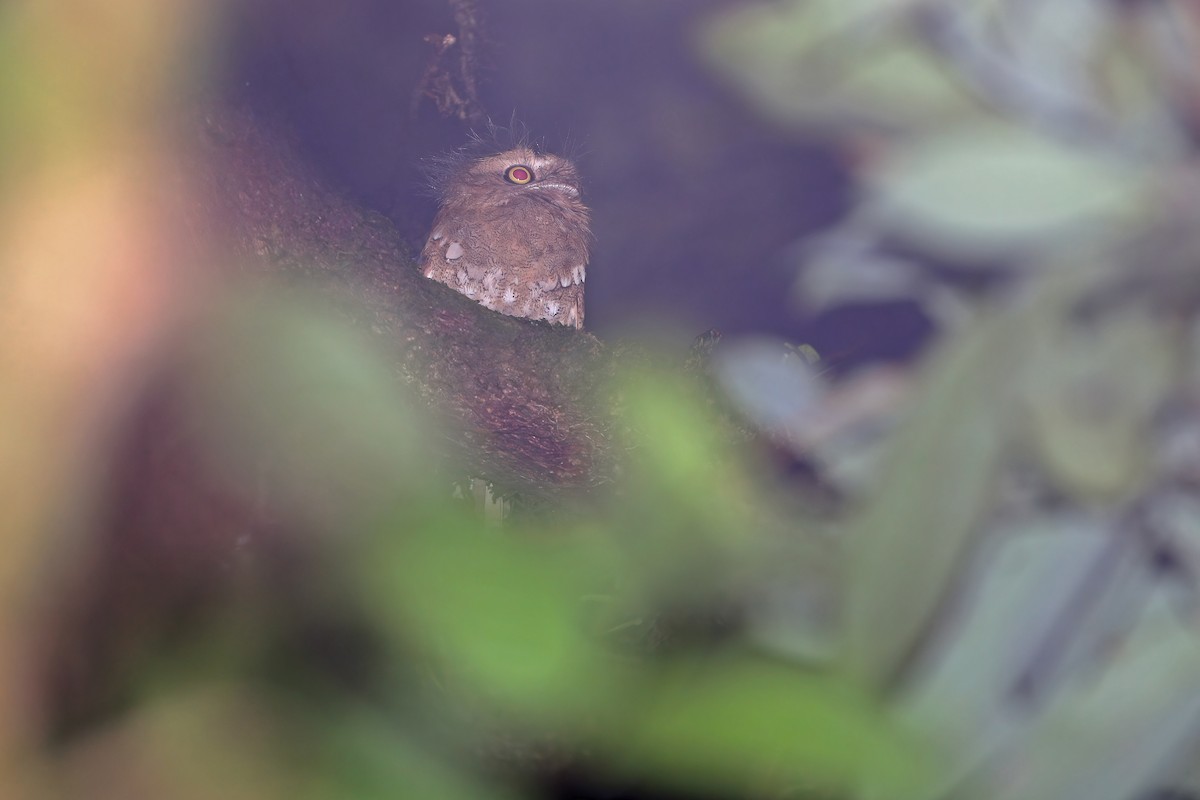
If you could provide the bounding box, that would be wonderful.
[612,369,770,583]
[701,0,902,74]
[0,0,213,789]
[828,40,987,131]
[895,516,1154,792]
[1023,313,1176,499]
[0,2,209,164]
[60,685,512,800]
[866,126,1153,258]
[302,708,519,800]
[603,655,934,799]
[1003,0,1108,88]
[182,288,436,531]
[698,0,983,134]
[59,686,298,800]
[1021,0,1188,159]
[842,286,1057,687]
[973,590,1200,800]
[751,552,842,664]
[360,515,618,726]
[620,371,743,508]
[607,369,837,659]
[965,0,1113,130]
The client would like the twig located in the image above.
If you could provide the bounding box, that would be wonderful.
[411,0,488,124]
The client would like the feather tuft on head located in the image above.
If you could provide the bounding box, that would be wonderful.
[422,118,539,201]
[421,117,587,202]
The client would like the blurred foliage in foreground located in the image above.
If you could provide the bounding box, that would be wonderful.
[37,291,928,800]
[7,1,1200,800]
[700,1,1200,799]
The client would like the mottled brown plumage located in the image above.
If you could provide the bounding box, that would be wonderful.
[419,145,590,328]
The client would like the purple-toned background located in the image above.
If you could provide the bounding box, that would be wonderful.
[220,0,932,364]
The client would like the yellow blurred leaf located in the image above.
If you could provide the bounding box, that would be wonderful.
[58,686,297,800]
[0,0,214,781]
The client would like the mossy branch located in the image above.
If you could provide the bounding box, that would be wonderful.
[190,105,620,499]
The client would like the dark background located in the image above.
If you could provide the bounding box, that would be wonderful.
[218,0,932,364]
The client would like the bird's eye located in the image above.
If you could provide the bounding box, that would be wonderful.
[505,165,534,184]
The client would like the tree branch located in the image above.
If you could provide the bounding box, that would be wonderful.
[47,104,624,729]
[190,104,619,498]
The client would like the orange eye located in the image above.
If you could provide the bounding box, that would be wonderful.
[505,165,534,184]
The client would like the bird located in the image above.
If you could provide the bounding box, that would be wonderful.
[419,141,590,329]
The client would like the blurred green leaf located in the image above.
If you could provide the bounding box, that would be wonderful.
[360,513,619,725]
[699,0,983,134]
[602,654,934,799]
[302,707,519,800]
[183,287,436,531]
[620,371,739,504]
[842,289,1050,686]
[830,41,985,131]
[701,0,898,68]
[866,126,1152,258]
[611,370,768,584]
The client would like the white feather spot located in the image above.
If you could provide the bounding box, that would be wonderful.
[545,300,560,317]
[567,306,580,326]
[464,285,476,297]
[456,269,467,286]
[445,242,464,260]
[431,230,444,241]
[503,287,516,304]
[573,265,586,284]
